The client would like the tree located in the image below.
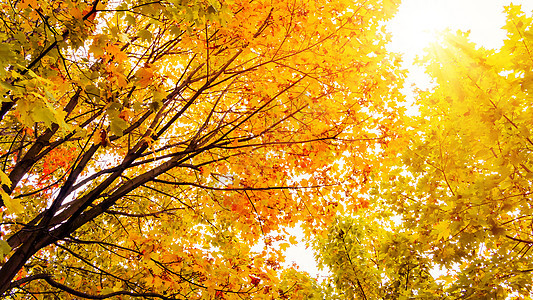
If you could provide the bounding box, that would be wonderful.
[316,4,533,298]
[0,0,403,298]
[314,216,440,299]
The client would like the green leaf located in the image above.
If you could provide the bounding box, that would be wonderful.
[84,84,100,100]
[0,169,11,187]
[33,104,57,128]
[109,116,128,136]
[0,81,14,94]
[0,45,15,63]
[138,29,153,42]
[0,240,11,256]
[125,14,136,26]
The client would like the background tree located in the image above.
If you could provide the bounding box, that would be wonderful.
[0,0,403,298]
[319,4,533,298]
[314,216,440,299]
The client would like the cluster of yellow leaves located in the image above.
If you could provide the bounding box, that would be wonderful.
[364,4,533,298]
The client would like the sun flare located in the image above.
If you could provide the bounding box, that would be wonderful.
[387,0,533,61]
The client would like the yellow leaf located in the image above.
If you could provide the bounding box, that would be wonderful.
[0,170,11,187]
[2,192,23,214]
[135,67,154,88]
[433,221,451,241]
[289,236,297,245]
[279,242,290,251]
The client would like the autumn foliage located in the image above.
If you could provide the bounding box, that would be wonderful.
[0,0,403,298]
[314,4,533,299]
[4,0,531,298]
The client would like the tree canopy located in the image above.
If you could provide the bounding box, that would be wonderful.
[313,4,533,299]
[0,0,403,298]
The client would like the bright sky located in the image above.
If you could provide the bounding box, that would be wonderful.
[388,0,533,91]
[388,0,533,56]
[285,0,533,279]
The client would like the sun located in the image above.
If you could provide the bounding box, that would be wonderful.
[387,0,452,59]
